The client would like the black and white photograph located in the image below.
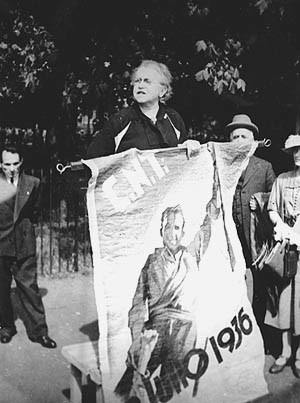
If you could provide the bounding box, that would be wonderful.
[1,1,300,402]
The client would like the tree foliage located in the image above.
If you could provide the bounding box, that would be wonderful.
[195,38,245,95]
[0,8,57,102]
[1,0,300,159]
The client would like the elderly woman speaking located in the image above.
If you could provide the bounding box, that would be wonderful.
[86,59,200,158]
[268,134,300,378]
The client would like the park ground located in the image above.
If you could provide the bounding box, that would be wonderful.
[1,273,300,403]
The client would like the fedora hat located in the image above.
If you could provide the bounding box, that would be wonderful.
[282,134,300,154]
[225,114,259,136]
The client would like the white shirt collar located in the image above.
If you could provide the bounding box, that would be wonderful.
[6,175,19,187]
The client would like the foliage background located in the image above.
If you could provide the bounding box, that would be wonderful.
[1,0,300,173]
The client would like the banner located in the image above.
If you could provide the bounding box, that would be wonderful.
[84,142,268,403]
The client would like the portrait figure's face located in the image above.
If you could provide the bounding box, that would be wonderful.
[230,128,254,144]
[132,66,167,106]
[162,212,185,254]
[1,150,23,179]
[293,146,300,167]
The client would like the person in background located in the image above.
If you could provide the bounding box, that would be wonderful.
[267,134,300,378]
[86,59,200,158]
[226,114,276,351]
[0,144,56,348]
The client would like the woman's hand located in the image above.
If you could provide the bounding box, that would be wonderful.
[178,139,201,158]
[288,231,300,248]
[272,219,300,248]
[269,211,288,241]
[273,221,292,242]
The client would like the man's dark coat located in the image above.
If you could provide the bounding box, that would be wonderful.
[0,171,48,338]
[0,171,40,259]
[233,155,276,254]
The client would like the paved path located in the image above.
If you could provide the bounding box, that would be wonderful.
[1,274,300,403]
[0,274,98,403]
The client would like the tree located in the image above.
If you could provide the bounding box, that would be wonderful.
[2,0,300,162]
[58,0,300,145]
[192,0,300,134]
[0,7,57,103]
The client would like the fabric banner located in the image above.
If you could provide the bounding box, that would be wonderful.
[84,142,268,403]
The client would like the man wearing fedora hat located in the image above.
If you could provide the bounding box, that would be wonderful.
[226,114,276,347]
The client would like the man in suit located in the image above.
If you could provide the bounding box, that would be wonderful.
[226,114,276,350]
[0,144,56,348]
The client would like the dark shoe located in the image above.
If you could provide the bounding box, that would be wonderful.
[269,356,289,374]
[0,328,17,344]
[292,360,300,378]
[31,335,57,349]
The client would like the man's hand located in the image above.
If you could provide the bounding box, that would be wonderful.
[127,328,159,372]
[249,196,258,211]
[179,139,201,158]
[138,329,158,375]
[140,329,158,353]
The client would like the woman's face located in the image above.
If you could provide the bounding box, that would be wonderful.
[293,147,300,167]
[132,66,167,107]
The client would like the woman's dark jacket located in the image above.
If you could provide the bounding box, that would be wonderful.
[86,103,187,158]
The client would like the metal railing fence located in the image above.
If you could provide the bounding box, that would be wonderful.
[25,166,92,276]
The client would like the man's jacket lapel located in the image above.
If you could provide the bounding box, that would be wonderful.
[242,157,258,188]
[14,173,34,222]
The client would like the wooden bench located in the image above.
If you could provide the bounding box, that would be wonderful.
[61,341,104,403]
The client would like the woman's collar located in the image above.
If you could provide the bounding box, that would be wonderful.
[133,102,166,121]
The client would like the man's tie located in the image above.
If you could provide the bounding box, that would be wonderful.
[10,177,14,185]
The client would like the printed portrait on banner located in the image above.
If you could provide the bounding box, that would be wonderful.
[84,142,268,403]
